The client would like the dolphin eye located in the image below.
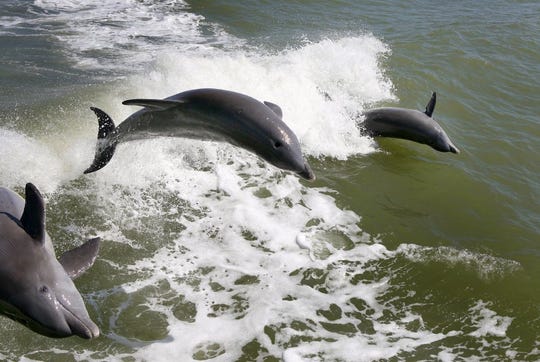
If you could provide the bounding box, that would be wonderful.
[39,286,49,293]
[274,141,283,149]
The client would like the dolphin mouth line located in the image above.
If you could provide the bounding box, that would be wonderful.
[298,162,316,181]
[57,298,98,339]
[0,299,42,329]
[2,307,30,326]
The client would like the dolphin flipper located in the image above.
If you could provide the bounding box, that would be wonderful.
[264,101,283,118]
[59,237,101,279]
[20,183,45,242]
[424,92,436,117]
[122,99,184,110]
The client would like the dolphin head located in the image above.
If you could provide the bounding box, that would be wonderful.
[428,121,460,154]
[231,99,315,181]
[3,252,100,339]
[260,125,315,181]
[423,93,459,154]
[0,217,99,339]
[0,184,100,339]
[431,135,460,153]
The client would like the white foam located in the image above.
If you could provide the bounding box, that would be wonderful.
[33,0,239,72]
[32,0,391,157]
[468,300,513,338]
[437,349,457,362]
[109,36,390,160]
[397,244,522,280]
[0,128,94,193]
[76,152,455,361]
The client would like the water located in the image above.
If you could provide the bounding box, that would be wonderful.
[0,0,539,360]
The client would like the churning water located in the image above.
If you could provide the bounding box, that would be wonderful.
[0,1,539,360]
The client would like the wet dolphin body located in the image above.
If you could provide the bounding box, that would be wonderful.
[361,92,460,153]
[84,88,315,180]
[0,183,100,339]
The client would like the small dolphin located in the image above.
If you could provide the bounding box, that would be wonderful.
[85,88,315,180]
[361,92,460,153]
[0,183,100,339]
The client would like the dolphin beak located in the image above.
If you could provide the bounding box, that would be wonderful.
[75,319,99,339]
[449,144,460,154]
[60,300,100,339]
[65,312,100,339]
[298,162,316,181]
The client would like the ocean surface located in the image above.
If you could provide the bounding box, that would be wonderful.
[0,0,539,361]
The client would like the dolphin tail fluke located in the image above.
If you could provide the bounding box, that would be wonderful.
[84,107,118,174]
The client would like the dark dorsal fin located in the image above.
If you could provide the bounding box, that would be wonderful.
[59,237,101,279]
[424,92,436,117]
[264,101,283,118]
[20,183,45,242]
[122,99,184,110]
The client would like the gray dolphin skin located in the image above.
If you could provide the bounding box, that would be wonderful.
[0,183,100,339]
[361,92,460,154]
[84,88,315,180]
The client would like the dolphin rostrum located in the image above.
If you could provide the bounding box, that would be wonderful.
[0,183,100,339]
[84,88,315,180]
[361,92,460,153]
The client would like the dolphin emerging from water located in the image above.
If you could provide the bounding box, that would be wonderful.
[0,183,100,339]
[361,92,460,153]
[84,88,315,180]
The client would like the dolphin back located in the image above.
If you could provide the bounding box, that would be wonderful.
[0,187,25,217]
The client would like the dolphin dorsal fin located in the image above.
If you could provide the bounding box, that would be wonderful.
[264,101,283,118]
[20,183,46,242]
[59,237,101,279]
[122,99,184,110]
[424,92,436,117]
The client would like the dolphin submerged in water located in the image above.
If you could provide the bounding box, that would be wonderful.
[84,88,315,180]
[0,183,100,339]
[361,92,460,154]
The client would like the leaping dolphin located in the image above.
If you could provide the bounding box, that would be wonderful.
[84,88,315,180]
[361,92,460,153]
[0,183,100,339]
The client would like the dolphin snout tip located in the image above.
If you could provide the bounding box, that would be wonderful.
[298,163,316,181]
[87,323,100,339]
[450,145,460,154]
[77,323,100,339]
[69,317,100,339]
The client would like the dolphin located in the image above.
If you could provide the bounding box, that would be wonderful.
[361,92,460,153]
[0,183,100,339]
[84,88,315,180]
